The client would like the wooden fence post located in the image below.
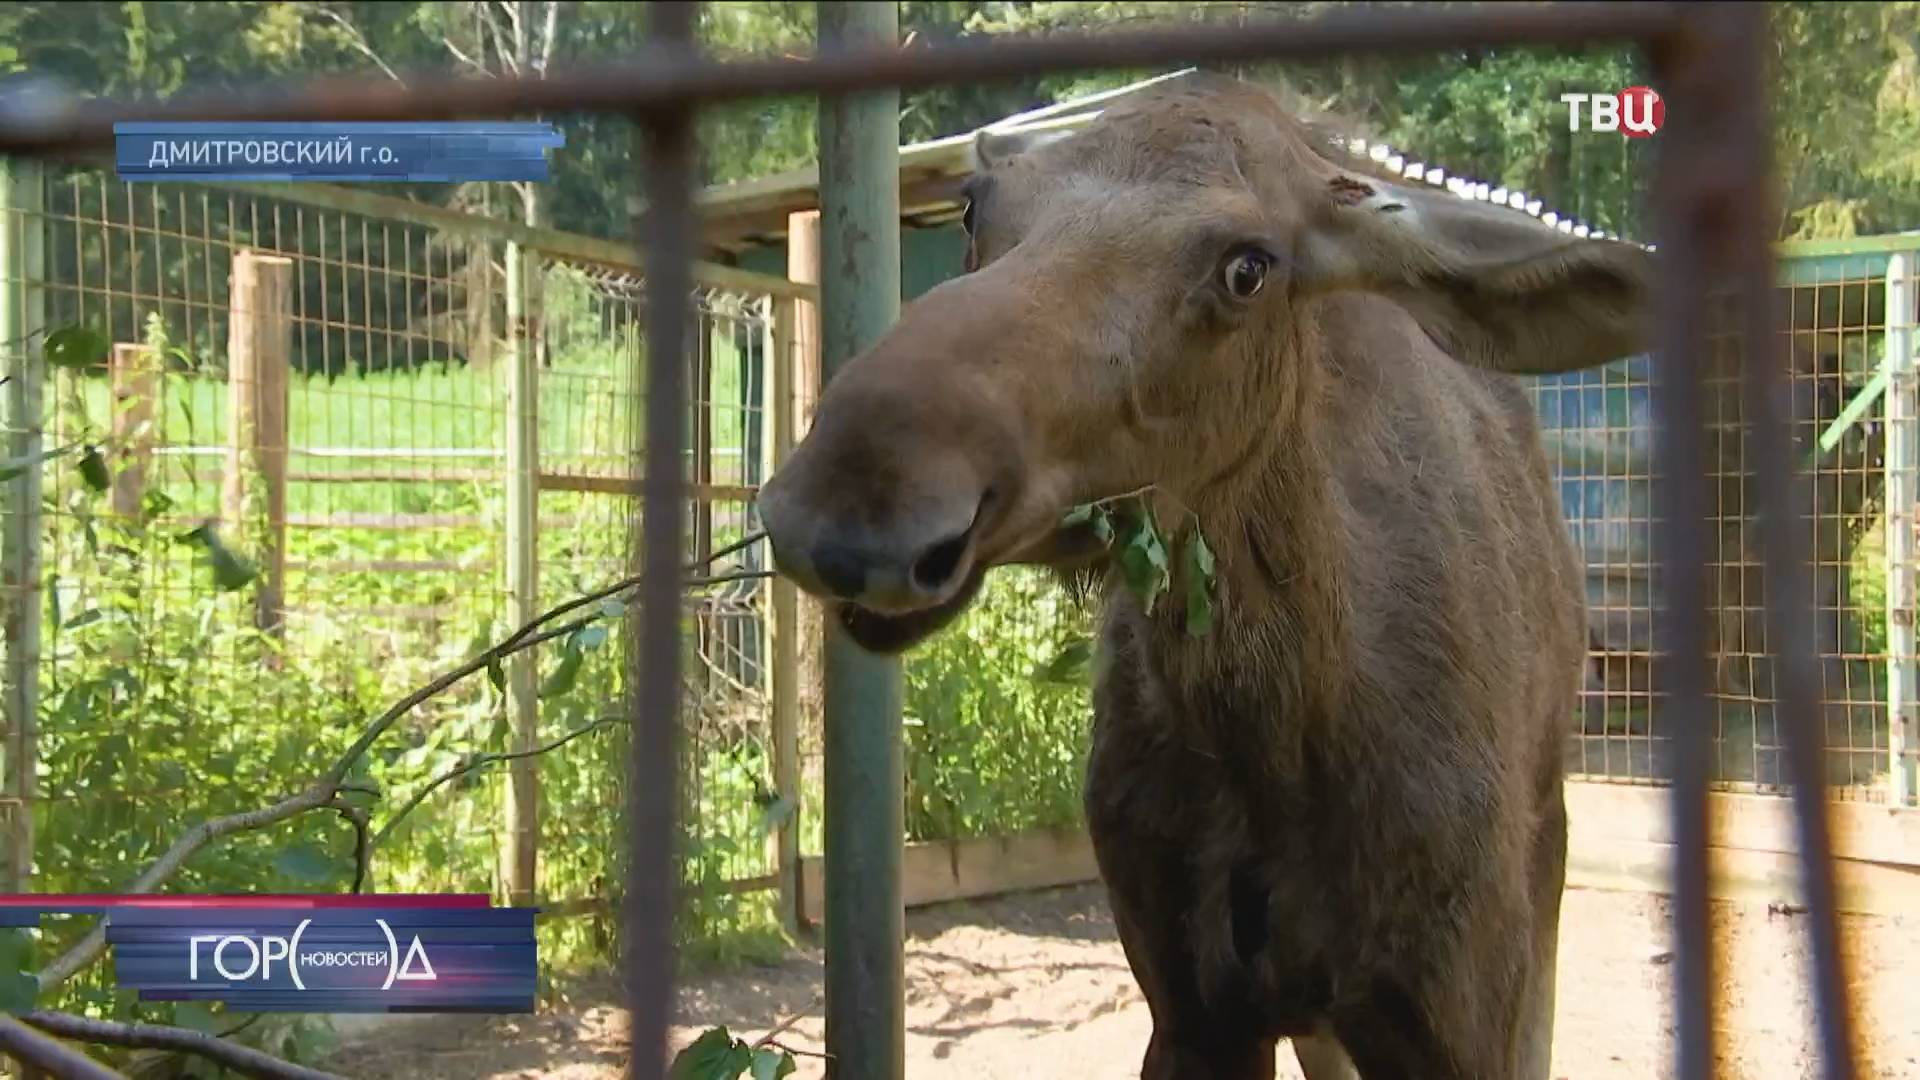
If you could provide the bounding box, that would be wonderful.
[223,250,291,636]
[767,292,802,934]
[109,342,158,518]
[504,238,541,907]
[783,209,826,931]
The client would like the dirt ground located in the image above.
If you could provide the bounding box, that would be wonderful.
[323,884,1919,1079]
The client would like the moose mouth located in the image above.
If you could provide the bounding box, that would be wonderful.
[830,517,1111,656]
[834,567,990,655]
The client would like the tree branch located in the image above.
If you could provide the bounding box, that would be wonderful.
[303,5,407,85]
[367,717,624,853]
[0,1014,123,1079]
[21,1011,344,1080]
[34,539,770,992]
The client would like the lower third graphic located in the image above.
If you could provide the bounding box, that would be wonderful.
[0,894,536,1013]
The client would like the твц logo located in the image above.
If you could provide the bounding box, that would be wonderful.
[1560,87,1664,138]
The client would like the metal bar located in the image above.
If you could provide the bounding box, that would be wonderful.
[201,181,818,301]
[1890,251,1918,807]
[1647,10,1723,1077]
[0,4,1680,154]
[1713,6,1862,1075]
[624,4,697,1080]
[817,4,906,1079]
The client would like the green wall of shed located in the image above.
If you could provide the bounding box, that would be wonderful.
[736,223,968,301]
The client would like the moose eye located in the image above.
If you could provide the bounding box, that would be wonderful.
[1223,251,1270,299]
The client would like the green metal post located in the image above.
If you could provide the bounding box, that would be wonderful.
[817,4,904,1078]
[504,238,541,905]
[0,158,42,893]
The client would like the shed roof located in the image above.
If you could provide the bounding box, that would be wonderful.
[694,67,1627,256]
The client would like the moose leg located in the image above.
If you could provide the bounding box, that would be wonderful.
[1516,791,1569,1080]
[1109,898,1278,1080]
[1291,1025,1359,1080]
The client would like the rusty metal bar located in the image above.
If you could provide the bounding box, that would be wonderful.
[1647,10,1724,1077]
[0,4,1681,154]
[1713,6,1864,1077]
[624,4,697,1080]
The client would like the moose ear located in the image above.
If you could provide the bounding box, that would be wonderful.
[1296,174,1652,375]
[970,126,1074,172]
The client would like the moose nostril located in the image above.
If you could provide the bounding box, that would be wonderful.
[812,543,869,600]
[911,531,971,593]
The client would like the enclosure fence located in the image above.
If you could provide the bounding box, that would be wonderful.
[0,169,815,958]
[0,4,1897,1078]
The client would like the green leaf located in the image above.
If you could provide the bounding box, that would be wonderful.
[1059,504,1095,528]
[0,928,37,1013]
[78,444,110,492]
[0,443,76,482]
[575,623,610,651]
[1190,531,1215,578]
[486,655,506,694]
[597,598,626,620]
[274,843,334,885]
[487,707,510,750]
[61,608,104,631]
[181,524,258,591]
[1184,531,1217,638]
[1091,508,1114,546]
[1033,637,1093,684]
[539,646,585,700]
[749,1047,797,1080]
[670,1027,753,1080]
[1117,524,1170,615]
[755,794,796,837]
[43,325,108,370]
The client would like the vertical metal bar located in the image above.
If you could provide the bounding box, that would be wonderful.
[1715,6,1862,1075]
[505,237,541,907]
[1647,14,1721,1079]
[1888,251,1917,807]
[626,4,697,1080]
[0,156,43,894]
[817,4,905,1079]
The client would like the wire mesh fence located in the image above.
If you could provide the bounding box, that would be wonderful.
[0,168,805,970]
[1533,242,1919,803]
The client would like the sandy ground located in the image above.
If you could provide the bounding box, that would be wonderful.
[323,884,1920,1079]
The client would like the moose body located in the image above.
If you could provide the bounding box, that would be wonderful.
[757,76,1649,1079]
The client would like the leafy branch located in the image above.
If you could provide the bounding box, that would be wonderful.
[33,537,771,995]
[1060,488,1218,638]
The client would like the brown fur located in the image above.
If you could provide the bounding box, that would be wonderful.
[756,75,1650,1079]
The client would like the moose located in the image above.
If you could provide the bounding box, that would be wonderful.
[758,76,1650,1080]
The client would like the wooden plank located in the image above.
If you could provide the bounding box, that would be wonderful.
[798,828,1100,924]
[1566,836,1920,918]
[1565,781,1920,868]
[537,471,757,502]
[786,785,1920,924]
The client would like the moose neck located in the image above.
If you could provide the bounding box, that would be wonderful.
[1128,330,1350,775]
